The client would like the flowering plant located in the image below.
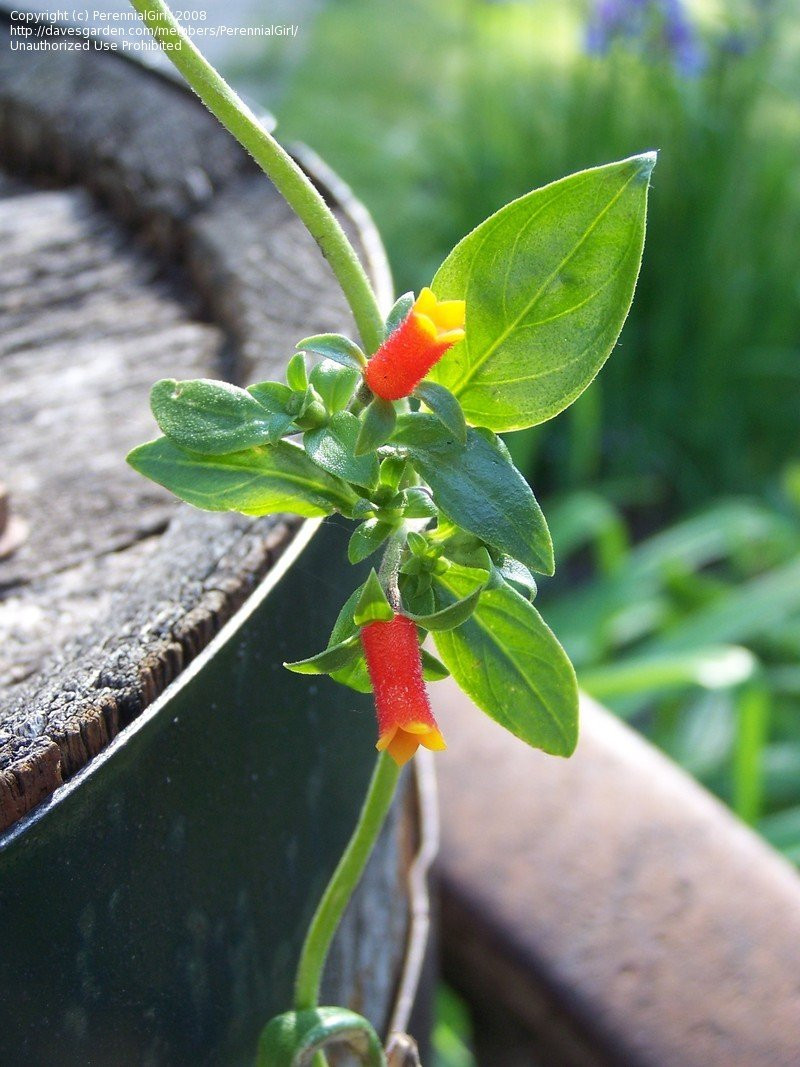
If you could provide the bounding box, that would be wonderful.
[126,1,654,1062]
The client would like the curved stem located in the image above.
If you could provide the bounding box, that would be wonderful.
[128,0,386,354]
[294,752,401,1012]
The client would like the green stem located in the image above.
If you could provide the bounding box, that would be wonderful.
[128,0,386,354]
[294,752,401,1011]
[378,532,406,612]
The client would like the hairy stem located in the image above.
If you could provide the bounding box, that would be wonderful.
[378,533,406,611]
[294,752,401,1012]
[128,0,386,354]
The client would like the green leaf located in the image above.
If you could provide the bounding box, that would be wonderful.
[378,454,407,491]
[126,437,357,517]
[150,378,291,455]
[329,586,363,645]
[407,531,429,557]
[286,352,308,391]
[310,359,360,414]
[384,292,414,337]
[399,573,435,615]
[304,411,380,490]
[351,498,376,520]
[403,577,484,630]
[284,635,362,675]
[421,648,450,682]
[393,413,554,575]
[433,562,578,756]
[326,584,372,693]
[353,569,394,626]
[429,153,656,431]
[498,557,538,601]
[414,381,467,445]
[355,398,397,456]
[296,332,367,371]
[348,520,395,564]
[246,380,296,442]
[402,487,438,519]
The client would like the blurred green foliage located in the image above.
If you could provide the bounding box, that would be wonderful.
[433,984,476,1067]
[255,0,799,507]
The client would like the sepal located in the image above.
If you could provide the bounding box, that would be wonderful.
[413,380,467,444]
[355,397,397,456]
[284,635,362,675]
[384,292,414,337]
[353,570,394,626]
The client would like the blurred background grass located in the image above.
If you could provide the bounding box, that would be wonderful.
[229,1,798,1060]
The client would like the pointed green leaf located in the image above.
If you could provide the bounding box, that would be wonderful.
[407,531,429,557]
[286,352,308,391]
[348,520,395,564]
[310,359,360,414]
[499,557,538,601]
[327,584,373,693]
[403,579,484,630]
[399,572,435,616]
[151,378,291,455]
[351,498,376,520]
[414,381,467,445]
[246,380,296,442]
[296,332,367,371]
[433,563,578,756]
[378,454,407,491]
[127,437,357,517]
[393,413,554,575]
[355,398,397,456]
[353,569,394,627]
[430,153,656,431]
[329,585,364,645]
[384,292,414,337]
[421,648,450,682]
[284,634,362,676]
[305,412,380,490]
[401,487,438,519]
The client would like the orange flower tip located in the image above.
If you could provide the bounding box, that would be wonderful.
[377,724,447,766]
[420,729,447,752]
[412,288,466,341]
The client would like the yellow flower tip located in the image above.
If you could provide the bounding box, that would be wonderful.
[420,728,447,752]
[377,724,447,766]
[413,287,466,340]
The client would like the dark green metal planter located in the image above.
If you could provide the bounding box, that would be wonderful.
[0,520,417,1065]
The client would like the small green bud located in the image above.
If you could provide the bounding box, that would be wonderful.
[286,352,308,391]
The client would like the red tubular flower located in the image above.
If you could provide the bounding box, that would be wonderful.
[360,613,446,766]
[364,288,466,402]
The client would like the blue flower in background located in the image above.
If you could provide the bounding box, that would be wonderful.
[586,0,706,75]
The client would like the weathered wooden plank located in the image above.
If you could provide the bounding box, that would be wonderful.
[435,683,800,1066]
